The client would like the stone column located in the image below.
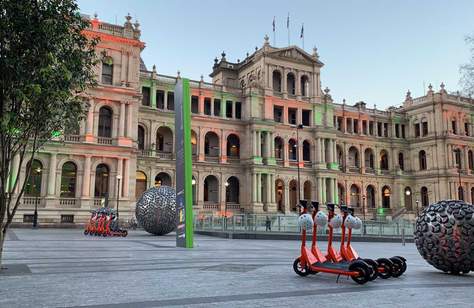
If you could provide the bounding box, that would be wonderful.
[265,132,271,158]
[464,146,469,172]
[82,155,91,197]
[327,178,334,203]
[360,144,365,173]
[258,173,262,203]
[119,102,125,137]
[220,130,227,163]
[252,172,257,203]
[164,91,168,110]
[256,131,262,157]
[271,174,276,203]
[328,139,334,164]
[270,132,275,158]
[333,140,337,163]
[198,95,204,114]
[321,178,326,203]
[126,103,133,138]
[284,183,290,213]
[252,130,257,157]
[316,138,321,162]
[266,174,272,205]
[321,139,326,163]
[151,84,156,108]
[47,153,57,196]
[123,159,130,198]
[232,101,236,119]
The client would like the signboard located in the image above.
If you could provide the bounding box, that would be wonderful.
[175,78,194,248]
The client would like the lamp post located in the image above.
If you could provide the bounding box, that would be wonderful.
[294,124,304,203]
[33,166,41,229]
[116,175,122,219]
[224,181,229,230]
[415,200,420,217]
[453,148,463,200]
[362,194,367,235]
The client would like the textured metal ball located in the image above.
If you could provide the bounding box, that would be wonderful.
[135,186,177,235]
[414,200,474,274]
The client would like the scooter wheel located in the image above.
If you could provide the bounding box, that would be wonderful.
[84,230,88,235]
[122,230,128,237]
[393,256,407,274]
[349,260,370,285]
[376,258,393,279]
[362,259,379,281]
[389,257,405,277]
[293,257,310,277]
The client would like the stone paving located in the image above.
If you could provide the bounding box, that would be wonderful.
[0,228,473,307]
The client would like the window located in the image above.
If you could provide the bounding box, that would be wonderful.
[204,98,212,115]
[302,110,311,126]
[288,108,297,125]
[227,134,240,158]
[419,150,427,170]
[101,60,113,85]
[469,150,473,170]
[383,123,388,137]
[354,120,359,134]
[25,160,43,196]
[454,148,462,169]
[421,187,429,207]
[414,123,420,137]
[191,96,199,114]
[156,90,165,109]
[362,120,367,135]
[401,124,406,138]
[452,120,457,134]
[94,164,109,198]
[465,122,470,136]
[235,102,241,119]
[135,171,147,199]
[213,99,221,116]
[167,92,174,110]
[346,118,353,133]
[98,107,113,138]
[137,125,145,150]
[377,122,382,137]
[226,100,233,118]
[303,140,311,161]
[398,153,404,171]
[395,124,400,138]
[422,121,428,136]
[272,71,282,92]
[274,137,284,159]
[369,121,374,135]
[60,162,77,197]
[288,139,297,160]
[61,215,74,223]
[287,73,296,95]
[337,117,343,132]
[141,87,150,106]
[226,176,240,203]
[380,151,389,170]
[301,75,309,96]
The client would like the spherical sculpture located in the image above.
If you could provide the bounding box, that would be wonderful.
[414,200,474,274]
[135,186,177,235]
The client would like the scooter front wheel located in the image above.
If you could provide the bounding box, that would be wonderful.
[389,257,405,277]
[376,258,393,279]
[293,257,310,277]
[362,259,379,281]
[349,261,370,285]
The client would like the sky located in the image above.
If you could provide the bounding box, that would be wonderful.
[77,0,474,109]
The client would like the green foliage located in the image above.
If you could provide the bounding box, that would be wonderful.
[460,35,474,95]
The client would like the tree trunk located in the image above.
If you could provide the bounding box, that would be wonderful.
[0,228,5,269]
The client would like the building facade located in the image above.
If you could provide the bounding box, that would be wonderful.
[12,16,474,225]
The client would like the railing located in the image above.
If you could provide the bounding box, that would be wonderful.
[156,152,173,159]
[194,213,416,237]
[202,203,220,210]
[59,198,79,207]
[365,167,375,174]
[205,156,219,163]
[303,161,312,168]
[227,157,240,164]
[93,198,103,207]
[64,135,81,143]
[380,169,390,175]
[21,197,44,207]
[225,203,241,210]
[348,166,360,173]
[97,137,112,145]
[276,159,284,166]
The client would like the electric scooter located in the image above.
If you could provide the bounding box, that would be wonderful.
[343,207,407,277]
[293,200,373,284]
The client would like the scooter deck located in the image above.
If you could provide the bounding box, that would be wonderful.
[311,260,351,270]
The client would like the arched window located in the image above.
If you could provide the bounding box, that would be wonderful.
[471,188,474,205]
[421,186,429,207]
[137,125,145,150]
[226,134,240,158]
[272,70,282,92]
[303,140,311,161]
[289,180,297,211]
[191,130,198,156]
[275,179,285,213]
[135,171,147,199]
[468,150,474,170]
[364,148,374,169]
[350,184,360,207]
[225,176,239,204]
[366,185,375,208]
[274,137,284,159]
[337,183,345,205]
[155,172,172,187]
[337,145,344,168]
[287,73,296,95]
[380,150,389,170]
[288,139,297,160]
[348,146,359,168]
[419,150,427,170]
[454,148,462,169]
[398,152,404,171]
[94,164,109,197]
[60,162,77,197]
[25,160,43,196]
[101,57,113,85]
[382,186,391,209]
[300,75,309,96]
[98,107,113,138]
[404,187,412,211]
[204,175,219,202]
[156,126,173,153]
[303,181,312,201]
[458,186,464,201]
[204,132,219,157]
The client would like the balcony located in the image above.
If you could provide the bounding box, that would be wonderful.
[156,152,173,159]
[276,158,284,166]
[303,161,312,168]
[227,157,240,164]
[64,135,81,143]
[365,167,375,174]
[225,203,241,210]
[203,203,220,210]
[21,197,45,208]
[59,198,79,208]
[97,137,112,145]
[204,155,219,163]
[348,166,360,173]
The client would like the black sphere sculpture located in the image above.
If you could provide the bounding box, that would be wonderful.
[414,200,474,274]
[135,186,177,235]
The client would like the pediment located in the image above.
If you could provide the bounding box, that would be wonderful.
[267,46,321,65]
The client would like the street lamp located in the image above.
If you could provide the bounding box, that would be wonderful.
[415,200,420,217]
[224,181,230,230]
[453,148,463,200]
[362,194,367,235]
[116,175,122,219]
[294,124,304,203]
[33,166,41,229]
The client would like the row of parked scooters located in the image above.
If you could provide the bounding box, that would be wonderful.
[84,207,128,237]
[294,201,407,284]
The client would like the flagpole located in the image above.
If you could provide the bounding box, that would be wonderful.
[287,13,290,46]
[302,23,304,50]
[273,16,276,46]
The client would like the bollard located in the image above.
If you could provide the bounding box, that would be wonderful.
[401,228,405,246]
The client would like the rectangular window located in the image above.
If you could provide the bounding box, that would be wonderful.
[156,90,165,109]
[226,100,233,118]
[191,96,199,114]
[204,98,212,115]
[346,118,352,133]
[141,87,150,106]
[465,122,470,136]
[213,99,221,116]
[362,120,367,134]
[23,214,34,223]
[377,122,382,137]
[369,121,374,135]
[383,123,388,137]
[167,92,174,110]
[422,122,428,136]
[401,124,406,138]
[395,124,400,138]
[452,120,457,134]
[101,63,113,85]
[353,119,359,134]
[288,108,297,125]
[302,110,311,126]
[337,117,343,131]
[61,215,74,223]
[235,102,241,119]
[274,106,283,123]
[415,123,420,137]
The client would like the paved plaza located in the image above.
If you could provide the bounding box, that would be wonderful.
[0,229,473,308]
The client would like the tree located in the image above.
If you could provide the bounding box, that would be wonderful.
[0,0,97,267]
[460,35,474,95]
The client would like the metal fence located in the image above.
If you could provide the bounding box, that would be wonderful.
[193,214,415,238]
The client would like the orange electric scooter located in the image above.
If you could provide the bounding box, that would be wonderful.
[293,200,373,284]
[342,207,407,278]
